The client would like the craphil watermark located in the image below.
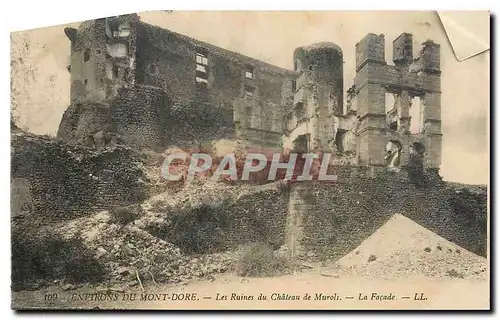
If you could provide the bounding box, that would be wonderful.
[161,152,338,182]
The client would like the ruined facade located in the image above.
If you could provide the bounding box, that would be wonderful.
[58,14,294,152]
[353,33,442,169]
[58,13,442,170]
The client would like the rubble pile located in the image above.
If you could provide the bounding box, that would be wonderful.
[136,179,284,231]
[55,211,237,288]
[332,214,488,280]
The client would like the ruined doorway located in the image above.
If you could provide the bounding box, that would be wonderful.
[293,134,309,153]
[384,140,402,170]
[334,129,346,153]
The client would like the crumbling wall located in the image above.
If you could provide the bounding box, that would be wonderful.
[11,130,149,227]
[147,183,289,254]
[66,14,139,104]
[57,102,114,145]
[134,22,293,149]
[110,86,170,150]
[58,84,237,151]
[297,169,487,260]
[354,33,442,169]
[220,184,290,249]
[62,16,297,151]
[59,85,170,151]
[166,101,235,148]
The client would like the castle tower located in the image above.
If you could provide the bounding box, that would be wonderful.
[419,40,442,169]
[64,14,139,104]
[354,33,442,170]
[286,42,343,152]
[354,33,388,166]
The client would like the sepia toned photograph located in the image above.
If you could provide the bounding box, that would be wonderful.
[10,10,490,310]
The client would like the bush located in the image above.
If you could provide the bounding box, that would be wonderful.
[11,229,105,291]
[235,243,293,277]
[449,188,487,229]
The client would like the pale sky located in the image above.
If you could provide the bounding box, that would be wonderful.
[10,11,489,184]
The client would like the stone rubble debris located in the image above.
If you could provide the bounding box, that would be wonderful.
[55,209,237,287]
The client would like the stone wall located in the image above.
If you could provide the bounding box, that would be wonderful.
[148,168,486,259]
[221,184,290,249]
[110,85,170,150]
[147,183,290,254]
[354,33,442,169]
[166,101,235,148]
[66,14,139,104]
[135,22,294,109]
[293,170,487,260]
[57,102,113,144]
[134,22,294,149]
[58,84,237,151]
[58,85,170,150]
[11,130,149,227]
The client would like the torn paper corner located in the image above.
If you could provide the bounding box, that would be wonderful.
[437,11,490,62]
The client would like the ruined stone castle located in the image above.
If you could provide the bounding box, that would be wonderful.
[58,13,442,171]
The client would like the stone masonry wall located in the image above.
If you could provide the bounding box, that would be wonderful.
[147,183,290,254]
[58,85,170,151]
[295,170,487,260]
[11,130,149,227]
[134,22,295,149]
[58,84,236,151]
[135,22,294,109]
[221,183,290,250]
[110,85,170,150]
[354,33,442,169]
[148,168,486,259]
[64,16,298,151]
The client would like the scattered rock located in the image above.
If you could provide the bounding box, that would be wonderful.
[117,267,130,275]
[368,254,377,262]
[424,247,431,253]
[97,247,108,254]
[320,272,340,278]
[109,286,125,293]
[62,284,76,291]
[128,280,139,287]
[96,247,108,259]
[446,269,465,279]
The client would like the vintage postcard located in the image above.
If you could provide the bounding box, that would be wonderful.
[10,10,490,310]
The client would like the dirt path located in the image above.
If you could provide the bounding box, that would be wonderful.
[12,268,489,310]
